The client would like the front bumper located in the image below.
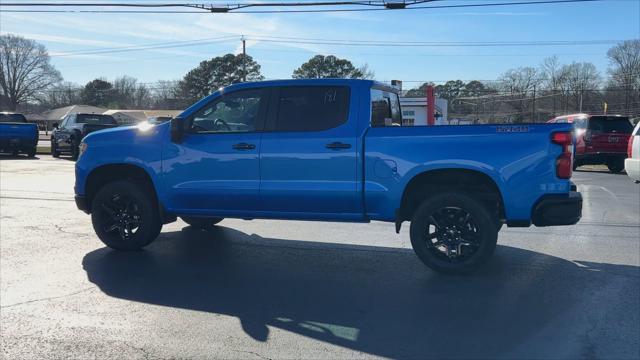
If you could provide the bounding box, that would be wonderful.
[75,195,89,214]
[532,191,582,226]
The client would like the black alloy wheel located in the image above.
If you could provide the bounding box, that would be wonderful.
[423,206,481,261]
[410,192,498,274]
[91,180,161,250]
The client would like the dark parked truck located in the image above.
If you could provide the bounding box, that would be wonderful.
[0,112,38,157]
[51,113,118,160]
[74,79,583,274]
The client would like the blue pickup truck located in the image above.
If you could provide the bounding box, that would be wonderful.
[0,112,38,157]
[75,79,582,273]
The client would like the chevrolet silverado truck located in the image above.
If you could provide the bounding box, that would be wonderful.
[74,79,582,274]
[52,113,118,160]
[0,112,38,157]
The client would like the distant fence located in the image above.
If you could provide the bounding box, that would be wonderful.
[407,88,640,124]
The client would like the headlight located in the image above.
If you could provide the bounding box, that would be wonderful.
[79,142,88,156]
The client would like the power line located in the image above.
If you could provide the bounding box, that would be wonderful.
[246,36,622,47]
[50,35,239,57]
[0,0,610,14]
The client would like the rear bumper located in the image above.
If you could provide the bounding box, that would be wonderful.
[75,195,90,214]
[0,137,38,151]
[576,152,626,164]
[532,191,582,226]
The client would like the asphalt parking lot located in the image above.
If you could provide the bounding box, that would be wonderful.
[1,155,639,359]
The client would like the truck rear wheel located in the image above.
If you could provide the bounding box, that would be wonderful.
[181,216,223,230]
[91,180,162,250]
[409,192,498,274]
[607,157,624,173]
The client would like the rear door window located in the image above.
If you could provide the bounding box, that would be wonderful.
[588,116,633,134]
[371,89,402,127]
[273,86,350,132]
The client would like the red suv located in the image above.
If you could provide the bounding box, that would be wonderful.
[548,114,633,173]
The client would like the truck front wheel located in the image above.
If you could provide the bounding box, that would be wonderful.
[51,139,60,158]
[91,180,162,250]
[181,216,223,230]
[409,192,498,274]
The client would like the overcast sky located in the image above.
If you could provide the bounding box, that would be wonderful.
[1,0,639,88]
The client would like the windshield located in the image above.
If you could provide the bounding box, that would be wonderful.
[0,113,27,123]
[588,116,633,134]
[76,114,117,125]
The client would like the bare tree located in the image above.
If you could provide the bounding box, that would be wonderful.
[607,40,640,114]
[562,62,601,112]
[0,34,62,111]
[151,80,184,109]
[40,81,82,108]
[498,67,542,122]
[540,56,568,115]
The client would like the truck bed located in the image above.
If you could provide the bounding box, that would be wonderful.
[363,123,574,222]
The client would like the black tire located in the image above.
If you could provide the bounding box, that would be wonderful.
[11,149,18,156]
[51,138,60,158]
[607,158,625,173]
[409,192,498,274]
[71,144,79,160]
[573,161,579,171]
[27,147,36,158]
[181,216,223,230]
[91,180,162,250]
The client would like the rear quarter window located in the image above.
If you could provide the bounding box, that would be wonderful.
[371,88,402,127]
[274,86,350,132]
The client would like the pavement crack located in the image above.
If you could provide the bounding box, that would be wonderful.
[1,286,96,308]
[123,342,152,360]
[54,224,87,237]
[233,350,273,360]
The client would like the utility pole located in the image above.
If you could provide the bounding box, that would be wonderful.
[531,84,536,122]
[579,88,583,113]
[241,36,246,82]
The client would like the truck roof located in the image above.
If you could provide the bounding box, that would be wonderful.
[221,78,395,93]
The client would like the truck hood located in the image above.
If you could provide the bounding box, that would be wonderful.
[82,122,168,146]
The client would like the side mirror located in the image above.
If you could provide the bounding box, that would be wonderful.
[170,117,186,143]
[52,123,58,129]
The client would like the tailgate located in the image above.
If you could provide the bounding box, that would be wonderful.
[82,124,117,136]
[586,116,633,154]
[0,123,38,139]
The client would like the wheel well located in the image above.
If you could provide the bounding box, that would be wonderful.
[85,164,158,212]
[399,169,505,222]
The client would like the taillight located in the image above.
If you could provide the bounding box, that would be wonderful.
[628,136,634,158]
[584,130,592,143]
[552,131,573,179]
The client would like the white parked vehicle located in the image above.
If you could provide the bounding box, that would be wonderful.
[625,121,640,183]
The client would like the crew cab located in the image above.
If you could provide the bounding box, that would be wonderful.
[548,114,633,173]
[51,113,118,160]
[0,112,38,157]
[74,79,582,274]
